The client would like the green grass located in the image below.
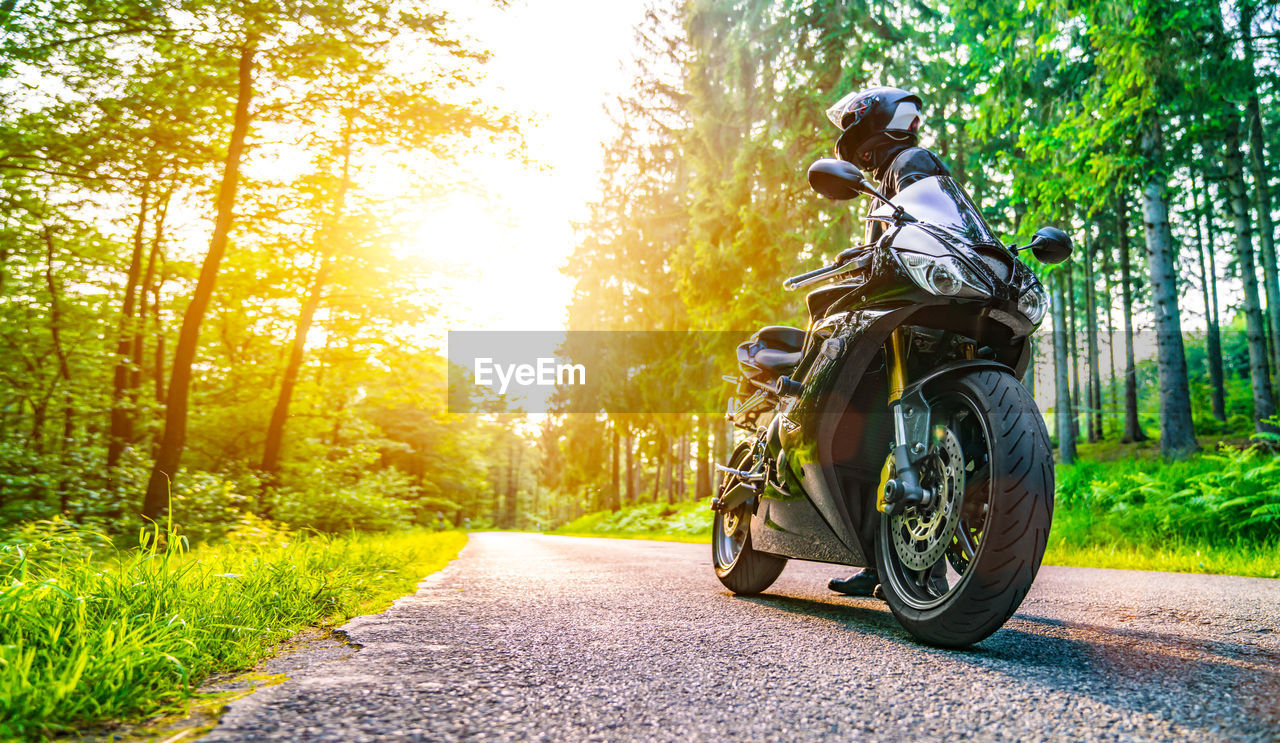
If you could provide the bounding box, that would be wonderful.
[551,531,710,544]
[554,500,712,539]
[1043,538,1280,577]
[0,518,466,739]
[556,445,1280,579]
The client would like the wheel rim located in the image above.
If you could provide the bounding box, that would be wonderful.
[714,446,752,570]
[714,506,749,569]
[880,387,993,611]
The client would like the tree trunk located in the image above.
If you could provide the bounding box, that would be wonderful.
[695,415,711,500]
[132,188,170,412]
[610,425,620,510]
[1224,112,1277,432]
[1067,265,1082,440]
[153,262,166,408]
[1139,117,1198,458]
[625,434,635,505]
[1117,194,1148,443]
[260,119,353,479]
[1051,269,1076,464]
[651,433,663,503]
[1101,226,1118,433]
[1241,0,1280,380]
[664,435,675,505]
[42,227,74,511]
[259,279,324,476]
[107,177,152,472]
[1193,165,1227,421]
[143,41,256,520]
[1084,230,1102,442]
[503,441,518,528]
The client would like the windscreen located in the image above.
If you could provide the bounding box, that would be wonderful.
[869,176,1002,248]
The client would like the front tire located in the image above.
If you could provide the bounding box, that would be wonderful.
[876,369,1053,647]
[713,444,787,595]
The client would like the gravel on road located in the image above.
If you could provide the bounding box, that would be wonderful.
[201,532,1280,742]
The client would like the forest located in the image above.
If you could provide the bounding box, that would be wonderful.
[3,0,1280,545]
[12,0,1280,734]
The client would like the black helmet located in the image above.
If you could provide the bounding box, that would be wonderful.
[826,86,922,167]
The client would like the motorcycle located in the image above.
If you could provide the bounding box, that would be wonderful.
[712,158,1072,647]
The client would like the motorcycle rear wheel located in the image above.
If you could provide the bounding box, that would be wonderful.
[876,368,1053,647]
[713,444,787,595]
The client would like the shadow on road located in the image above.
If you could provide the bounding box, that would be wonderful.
[743,592,1280,739]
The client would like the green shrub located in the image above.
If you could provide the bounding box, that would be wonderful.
[1055,444,1280,544]
[269,484,414,533]
[559,501,712,536]
[170,470,254,544]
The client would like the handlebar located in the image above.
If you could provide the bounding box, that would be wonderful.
[783,263,842,291]
[782,244,873,292]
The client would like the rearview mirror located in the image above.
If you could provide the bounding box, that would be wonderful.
[808,158,870,201]
[1030,226,1073,264]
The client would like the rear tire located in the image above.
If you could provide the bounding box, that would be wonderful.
[876,369,1053,647]
[713,444,787,595]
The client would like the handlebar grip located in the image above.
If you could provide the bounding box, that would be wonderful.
[783,263,837,291]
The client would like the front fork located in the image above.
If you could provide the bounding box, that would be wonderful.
[879,328,927,515]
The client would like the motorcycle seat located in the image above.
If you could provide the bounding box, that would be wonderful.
[738,325,806,379]
[754,325,805,352]
[754,347,801,374]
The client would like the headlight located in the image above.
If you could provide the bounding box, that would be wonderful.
[898,252,990,299]
[1018,283,1047,324]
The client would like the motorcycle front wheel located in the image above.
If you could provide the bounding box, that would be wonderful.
[875,368,1053,647]
[712,444,787,595]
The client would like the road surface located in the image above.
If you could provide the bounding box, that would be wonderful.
[203,532,1280,741]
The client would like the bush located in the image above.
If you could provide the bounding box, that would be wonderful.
[170,470,255,544]
[268,472,416,533]
[559,501,712,536]
[1055,444,1280,544]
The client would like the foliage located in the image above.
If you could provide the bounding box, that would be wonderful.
[1055,444,1280,543]
[0,520,466,738]
[557,500,713,537]
[268,469,417,533]
[561,447,1280,578]
[0,0,523,533]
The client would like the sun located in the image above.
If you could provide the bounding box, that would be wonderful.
[373,0,654,333]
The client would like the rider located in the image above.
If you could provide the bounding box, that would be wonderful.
[823,85,953,599]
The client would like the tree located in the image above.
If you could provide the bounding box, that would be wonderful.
[144,40,256,518]
[1117,193,1149,443]
[1052,269,1077,464]
[144,0,488,518]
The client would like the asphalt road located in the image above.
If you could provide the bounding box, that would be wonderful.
[202,532,1280,742]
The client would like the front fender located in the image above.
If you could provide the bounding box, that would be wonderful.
[898,359,1015,464]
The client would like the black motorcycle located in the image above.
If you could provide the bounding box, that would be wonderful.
[712,159,1071,647]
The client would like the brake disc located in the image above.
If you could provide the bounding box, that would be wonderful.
[890,427,965,571]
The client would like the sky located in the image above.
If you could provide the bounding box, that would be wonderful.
[403,0,652,332]
[394,0,1198,416]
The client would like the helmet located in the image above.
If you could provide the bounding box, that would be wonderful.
[826,86,922,167]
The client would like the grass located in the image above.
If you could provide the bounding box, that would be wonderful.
[553,500,711,539]
[1042,538,1280,578]
[552,531,710,544]
[0,517,466,739]
[555,446,1280,579]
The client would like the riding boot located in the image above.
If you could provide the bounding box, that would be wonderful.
[829,568,880,597]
